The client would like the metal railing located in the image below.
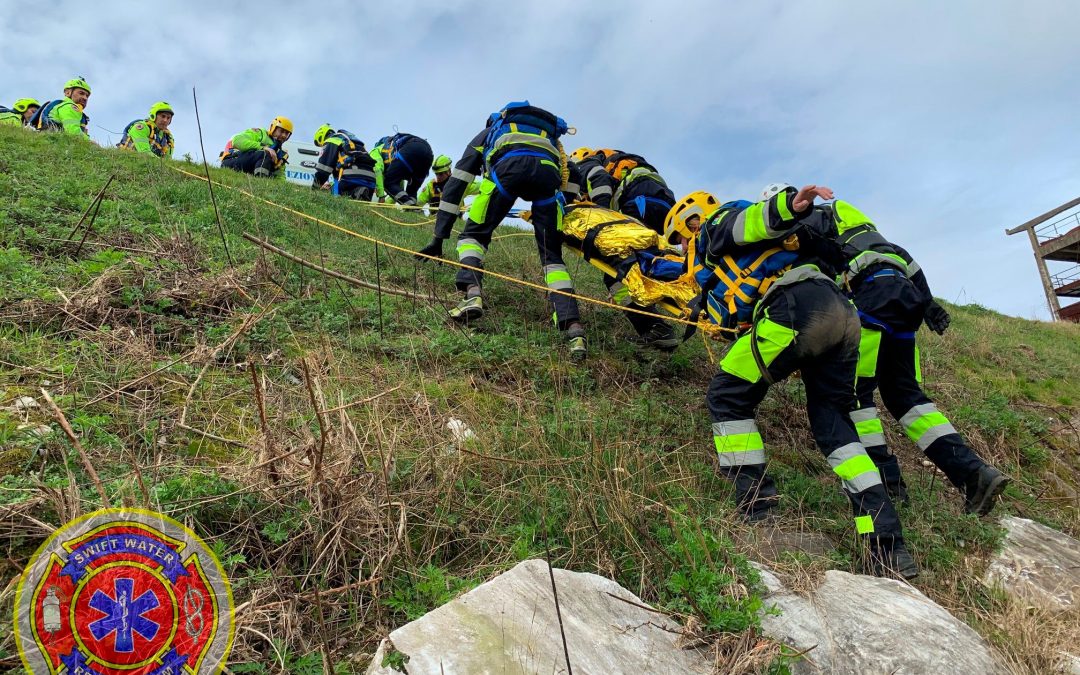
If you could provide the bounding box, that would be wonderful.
[1035,209,1080,244]
[1051,264,1080,289]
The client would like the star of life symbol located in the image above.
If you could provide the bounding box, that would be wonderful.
[89,577,161,653]
[14,508,234,674]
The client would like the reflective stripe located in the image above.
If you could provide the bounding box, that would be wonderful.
[854,515,875,534]
[849,250,909,276]
[757,264,835,308]
[827,442,882,493]
[712,420,766,467]
[315,162,335,173]
[488,132,558,158]
[732,202,784,244]
[850,407,879,424]
[451,168,476,182]
[907,260,922,277]
[851,407,887,447]
[776,193,794,221]
[543,265,573,290]
[586,166,608,181]
[254,167,271,177]
[589,185,613,197]
[439,201,462,216]
[565,181,580,194]
[457,238,486,261]
[341,168,376,178]
[900,403,957,450]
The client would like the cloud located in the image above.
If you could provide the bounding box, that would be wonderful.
[2,0,1078,319]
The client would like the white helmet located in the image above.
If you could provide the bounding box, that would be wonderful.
[760,182,793,200]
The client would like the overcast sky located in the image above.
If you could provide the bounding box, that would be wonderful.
[3,1,1079,320]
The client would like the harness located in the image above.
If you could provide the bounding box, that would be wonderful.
[117,119,174,157]
[481,102,570,207]
[377,133,421,172]
[330,130,376,186]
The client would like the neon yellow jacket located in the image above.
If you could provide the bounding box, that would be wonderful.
[225,127,287,180]
[417,177,481,207]
[120,119,175,158]
[47,97,89,136]
[230,127,274,151]
[0,111,22,127]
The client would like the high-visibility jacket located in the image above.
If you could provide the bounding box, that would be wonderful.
[695,190,842,331]
[220,127,287,180]
[0,108,24,127]
[418,176,481,207]
[803,201,934,299]
[32,97,89,136]
[117,118,174,158]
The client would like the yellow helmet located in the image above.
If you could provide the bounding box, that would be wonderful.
[64,76,91,94]
[664,191,719,245]
[13,98,40,113]
[314,123,332,146]
[149,101,174,118]
[268,116,294,137]
[569,147,594,163]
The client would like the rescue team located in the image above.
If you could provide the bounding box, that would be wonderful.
[4,82,1010,580]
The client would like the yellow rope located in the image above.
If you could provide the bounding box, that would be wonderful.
[168,165,733,332]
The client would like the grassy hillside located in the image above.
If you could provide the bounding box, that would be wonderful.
[1,127,1078,673]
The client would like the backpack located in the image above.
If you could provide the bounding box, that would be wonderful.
[603,151,654,181]
[482,101,568,160]
[27,100,64,130]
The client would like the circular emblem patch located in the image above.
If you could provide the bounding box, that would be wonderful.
[14,508,234,674]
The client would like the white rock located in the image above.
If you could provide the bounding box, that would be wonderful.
[984,516,1080,612]
[756,564,1006,674]
[366,559,711,675]
[17,423,52,438]
[1060,651,1080,675]
[12,396,39,410]
[446,418,476,446]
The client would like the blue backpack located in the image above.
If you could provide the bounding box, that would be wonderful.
[28,100,63,130]
[482,100,568,158]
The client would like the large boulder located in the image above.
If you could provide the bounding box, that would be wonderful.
[365,559,711,675]
[984,516,1080,612]
[756,565,1006,674]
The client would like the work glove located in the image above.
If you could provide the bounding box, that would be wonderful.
[415,237,444,260]
[924,301,951,335]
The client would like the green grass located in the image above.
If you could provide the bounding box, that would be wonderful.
[1,127,1078,671]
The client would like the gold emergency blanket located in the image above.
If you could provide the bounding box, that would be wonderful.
[622,263,700,314]
[561,205,661,259]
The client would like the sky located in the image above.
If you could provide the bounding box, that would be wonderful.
[2,0,1079,320]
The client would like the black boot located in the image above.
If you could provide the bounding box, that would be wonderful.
[867,540,919,580]
[415,237,444,260]
[964,465,1009,516]
[730,469,779,522]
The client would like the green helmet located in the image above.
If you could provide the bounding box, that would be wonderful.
[314,123,333,146]
[64,76,91,94]
[432,154,452,173]
[149,101,174,119]
[13,98,40,113]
